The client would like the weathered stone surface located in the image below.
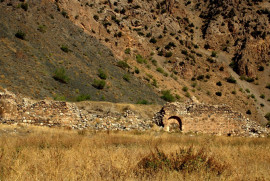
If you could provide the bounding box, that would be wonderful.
[153,99,269,137]
[0,90,268,137]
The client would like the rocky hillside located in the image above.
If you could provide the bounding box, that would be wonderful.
[0,0,269,124]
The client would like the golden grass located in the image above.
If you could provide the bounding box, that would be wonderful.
[0,124,270,180]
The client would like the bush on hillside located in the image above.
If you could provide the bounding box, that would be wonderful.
[53,68,69,84]
[161,90,175,102]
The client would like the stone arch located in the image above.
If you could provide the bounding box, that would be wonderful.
[164,116,182,132]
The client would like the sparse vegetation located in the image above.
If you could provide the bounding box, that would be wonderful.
[61,45,70,53]
[125,48,131,54]
[161,90,175,102]
[136,54,147,64]
[76,94,91,102]
[98,69,107,80]
[20,3,28,11]
[136,99,149,105]
[123,74,130,82]
[117,61,130,69]
[226,76,236,83]
[182,86,188,92]
[92,79,106,89]
[15,30,26,40]
[216,81,222,86]
[53,67,69,84]
[211,51,217,57]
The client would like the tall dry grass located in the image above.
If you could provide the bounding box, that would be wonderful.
[0,124,269,180]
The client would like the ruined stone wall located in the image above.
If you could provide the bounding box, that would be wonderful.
[0,91,268,137]
[0,91,152,131]
[153,99,269,137]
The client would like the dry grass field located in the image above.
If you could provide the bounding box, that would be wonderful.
[0,124,269,181]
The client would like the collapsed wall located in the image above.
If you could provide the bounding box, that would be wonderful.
[153,97,269,137]
[0,90,152,131]
[0,90,268,137]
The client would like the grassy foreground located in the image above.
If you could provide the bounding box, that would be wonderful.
[0,125,269,180]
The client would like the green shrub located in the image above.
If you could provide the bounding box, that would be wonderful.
[197,75,204,80]
[61,11,69,18]
[137,100,149,105]
[165,51,173,57]
[175,94,181,100]
[265,113,270,121]
[211,51,217,57]
[258,66,264,71]
[152,79,158,87]
[61,45,69,53]
[149,38,157,44]
[93,15,99,21]
[20,3,28,11]
[182,86,188,92]
[266,84,270,89]
[76,94,91,102]
[216,81,222,86]
[226,76,236,83]
[123,74,130,82]
[92,79,106,89]
[117,61,130,69]
[215,92,222,96]
[98,69,107,80]
[151,59,157,66]
[37,25,47,33]
[54,95,66,101]
[245,77,254,82]
[53,68,69,84]
[136,54,147,64]
[231,90,236,94]
[156,67,164,73]
[260,94,265,99]
[135,67,140,74]
[181,49,188,55]
[246,110,251,115]
[15,30,25,40]
[125,48,131,54]
[161,90,175,102]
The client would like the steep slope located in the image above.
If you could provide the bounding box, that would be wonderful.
[53,0,269,123]
[0,0,164,104]
[0,0,269,124]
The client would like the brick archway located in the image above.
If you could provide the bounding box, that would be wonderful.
[164,116,182,132]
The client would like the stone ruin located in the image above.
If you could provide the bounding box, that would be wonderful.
[0,90,269,137]
[153,97,269,137]
[0,90,152,131]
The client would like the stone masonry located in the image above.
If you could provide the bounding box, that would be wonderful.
[0,90,269,137]
[153,97,269,137]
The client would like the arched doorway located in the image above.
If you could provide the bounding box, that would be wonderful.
[164,116,182,132]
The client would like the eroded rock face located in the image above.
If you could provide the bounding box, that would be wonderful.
[153,99,269,137]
